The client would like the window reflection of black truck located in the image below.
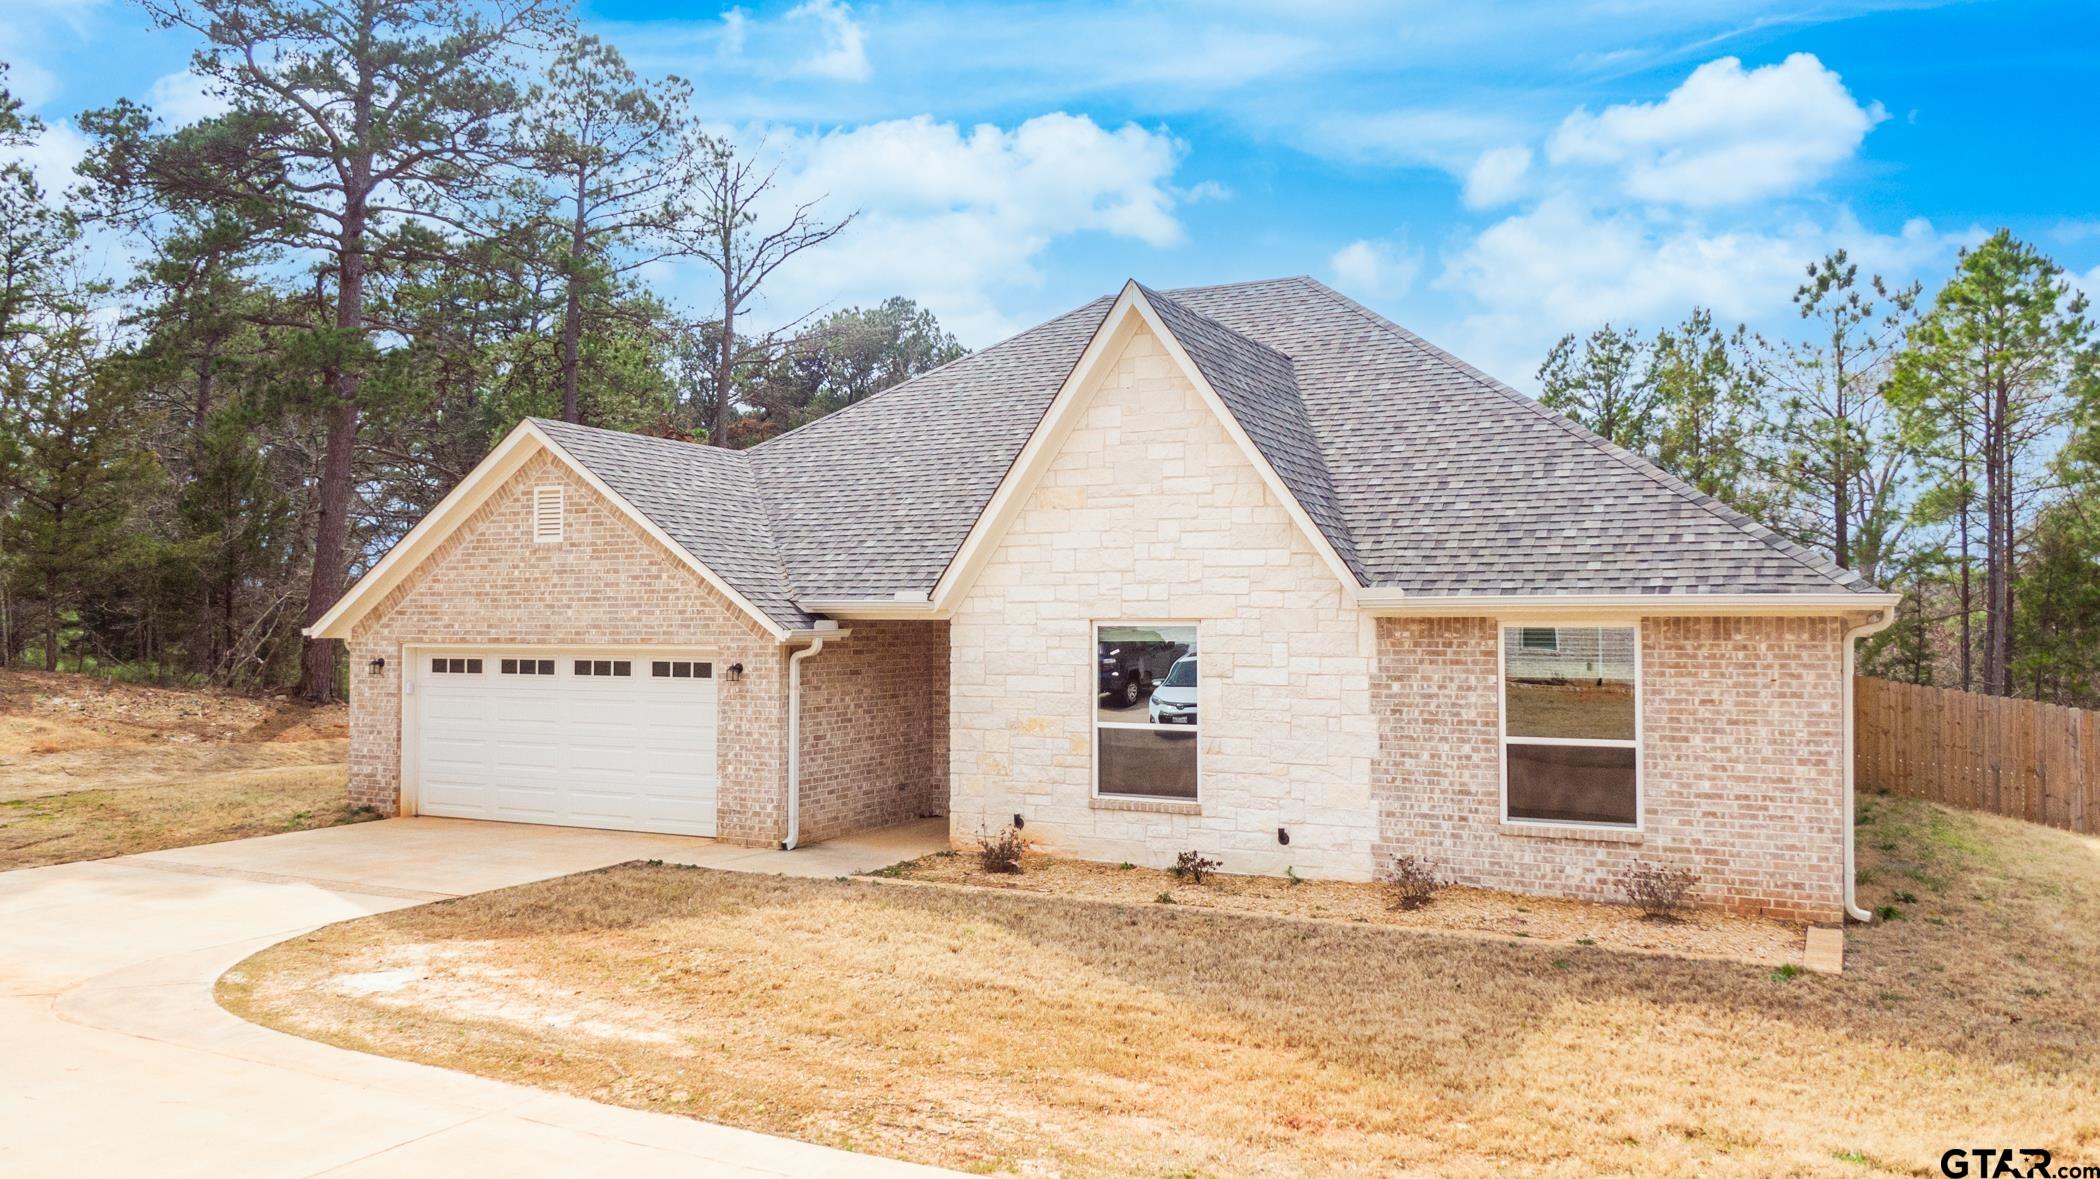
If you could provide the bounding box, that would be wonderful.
[1098,637,1188,708]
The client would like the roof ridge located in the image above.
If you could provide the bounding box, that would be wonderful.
[1161,275,1317,298]
[1286,277,1871,594]
[748,296,1118,454]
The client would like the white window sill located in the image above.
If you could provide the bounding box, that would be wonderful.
[1091,796,1201,816]
[1499,820,1644,845]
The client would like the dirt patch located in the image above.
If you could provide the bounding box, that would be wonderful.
[0,669,361,869]
[892,849,1802,966]
[0,668,347,754]
[222,797,2100,1177]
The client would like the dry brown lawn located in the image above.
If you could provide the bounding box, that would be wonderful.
[222,793,2100,1177]
[0,668,364,869]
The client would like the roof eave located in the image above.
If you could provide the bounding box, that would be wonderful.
[1355,589,1902,618]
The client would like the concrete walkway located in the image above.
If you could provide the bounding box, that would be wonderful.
[0,817,953,1177]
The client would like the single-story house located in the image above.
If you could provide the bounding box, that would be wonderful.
[309,276,1898,922]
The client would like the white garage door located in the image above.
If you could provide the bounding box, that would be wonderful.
[412,650,719,837]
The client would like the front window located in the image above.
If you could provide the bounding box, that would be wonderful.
[1501,625,1639,827]
[1095,623,1197,800]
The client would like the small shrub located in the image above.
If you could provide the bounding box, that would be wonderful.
[1621,861,1700,921]
[1771,963,1804,982]
[1285,866,1304,886]
[1384,855,1442,911]
[1154,891,1176,904]
[1117,861,1136,870]
[1171,850,1220,885]
[976,827,1025,874]
[1876,903,1904,922]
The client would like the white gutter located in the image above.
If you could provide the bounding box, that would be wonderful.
[796,596,942,620]
[1354,590,1903,617]
[780,629,837,851]
[1842,605,1900,923]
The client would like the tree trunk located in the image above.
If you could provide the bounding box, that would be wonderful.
[1981,373,2011,696]
[559,163,587,423]
[1956,438,1973,693]
[712,263,735,447]
[42,571,58,673]
[298,199,369,702]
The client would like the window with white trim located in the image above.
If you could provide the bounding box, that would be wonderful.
[1094,623,1197,800]
[1501,625,1639,827]
[532,486,564,543]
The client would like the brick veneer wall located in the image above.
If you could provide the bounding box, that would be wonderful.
[1372,615,1851,921]
[346,451,791,844]
[949,324,1379,879]
[796,619,950,843]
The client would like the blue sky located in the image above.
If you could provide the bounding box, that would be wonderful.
[6,0,2097,388]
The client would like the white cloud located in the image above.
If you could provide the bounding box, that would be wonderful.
[1547,53,1884,206]
[1462,145,1530,209]
[1329,239,1420,299]
[785,0,870,83]
[718,7,749,57]
[687,113,1193,344]
[147,70,230,126]
[1,115,90,197]
[1434,196,1964,390]
[1303,107,1519,171]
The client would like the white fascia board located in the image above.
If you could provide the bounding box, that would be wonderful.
[927,281,1362,613]
[305,419,793,643]
[1355,590,1902,618]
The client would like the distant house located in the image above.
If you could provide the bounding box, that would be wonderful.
[309,277,1897,922]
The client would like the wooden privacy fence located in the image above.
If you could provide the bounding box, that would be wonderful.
[1855,676,2100,833]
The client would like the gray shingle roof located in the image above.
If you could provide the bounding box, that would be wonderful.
[532,276,1872,631]
[532,418,811,628]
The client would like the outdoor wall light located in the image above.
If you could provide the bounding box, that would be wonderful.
[1013,813,1025,830]
[726,662,744,681]
[1277,827,1290,846]
[367,658,386,675]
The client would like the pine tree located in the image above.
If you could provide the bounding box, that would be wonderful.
[1758,251,1920,578]
[0,306,163,670]
[1645,308,1771,517]
[1536,324,1654,452]
[1890,231,2099,696]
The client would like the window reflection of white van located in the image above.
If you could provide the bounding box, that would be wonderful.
[1147,655,1197,724]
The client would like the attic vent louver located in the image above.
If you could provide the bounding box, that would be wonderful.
[532,486,564,543]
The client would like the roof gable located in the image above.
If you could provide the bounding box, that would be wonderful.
[919,281,1365,612]
[305,420,798,641]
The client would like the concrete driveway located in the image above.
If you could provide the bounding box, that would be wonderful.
[0,817,952,1177]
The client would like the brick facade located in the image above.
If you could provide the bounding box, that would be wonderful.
[948,324,1379,879]
[1371,615,1851,921]
[797,619,950,843]
[347,453,792,844]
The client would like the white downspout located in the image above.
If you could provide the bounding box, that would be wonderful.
[781,635,827,851]
[1842,606,1899,923]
